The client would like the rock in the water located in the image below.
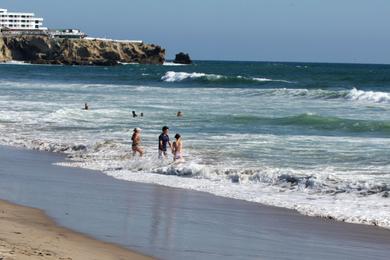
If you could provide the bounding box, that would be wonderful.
[0,35,165,65]
[173,52,192,64]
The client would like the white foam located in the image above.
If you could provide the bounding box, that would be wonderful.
[163,62,187,66]
[346,88,390,103]
[2,120,390,230]
[253,77,295,84]
[161,71,294,83]
[1,77,390,230]
[161,71,222,82]
[118,62,139,65]
[56,159,390,229]
[0,60,32,65]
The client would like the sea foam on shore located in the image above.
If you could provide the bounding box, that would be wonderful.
[0,61,390,229]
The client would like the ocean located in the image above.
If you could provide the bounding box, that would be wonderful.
[0,60,389,228]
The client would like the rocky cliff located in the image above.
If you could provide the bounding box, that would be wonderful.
[0,36,165,65]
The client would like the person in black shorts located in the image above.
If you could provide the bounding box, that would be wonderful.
[158,126,172,159]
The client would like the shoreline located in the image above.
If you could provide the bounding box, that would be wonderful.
[1,145,390,259]
[0,199,152,260]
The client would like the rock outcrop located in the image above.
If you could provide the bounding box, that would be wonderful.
[173,52,192,64]
[0,37,12,62]
[0,35,165,65]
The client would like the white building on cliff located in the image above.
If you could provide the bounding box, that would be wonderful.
[0,8,47,31]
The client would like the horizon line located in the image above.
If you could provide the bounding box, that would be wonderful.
[166,58,390,66]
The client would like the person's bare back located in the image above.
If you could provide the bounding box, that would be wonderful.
[172,133,184,162]
[131,128,144,157]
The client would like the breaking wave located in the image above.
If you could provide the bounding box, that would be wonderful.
[246,88,390,104]
[163,62,188,66]
[0,60,32,65]
[346,88,390,103]
[161,71,294,84]
[1,127,390,229]
[159,72,390,104]
[1,135,388,200]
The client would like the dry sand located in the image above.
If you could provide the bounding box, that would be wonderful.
[0,200,152,260]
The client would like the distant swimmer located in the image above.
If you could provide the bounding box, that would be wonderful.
[132,111,138,118]
[84,103,89,110]
[140,112,144,117]
[131,128,144,157]
[158,126,172,159]
[177,111,183,117]
[172,133,184,162]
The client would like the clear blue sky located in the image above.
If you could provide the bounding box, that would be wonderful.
[2,0,390,63]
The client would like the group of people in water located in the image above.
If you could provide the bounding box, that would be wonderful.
[131,126,184,162]
[132,111,144,118]
[83,103,183,118]
[132,110,183,118]
[83,103,184,162]
[130,111,184,162]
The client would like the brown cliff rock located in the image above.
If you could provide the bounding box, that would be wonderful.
[0,35,165,65]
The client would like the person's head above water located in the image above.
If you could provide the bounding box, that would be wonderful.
[162,126,169,134]
[174,133,181,140]
[134,127,142,133]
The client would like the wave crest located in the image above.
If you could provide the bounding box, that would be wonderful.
[346,88,390,103]
[246,88,390,104]
[161,71,294,84]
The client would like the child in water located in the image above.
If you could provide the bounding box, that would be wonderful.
[172,133,184,162]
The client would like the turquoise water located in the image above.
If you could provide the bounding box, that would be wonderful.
[0,61,389,227]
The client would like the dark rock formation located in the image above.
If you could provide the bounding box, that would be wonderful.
[0,35,165,65]
[173,52,192,64]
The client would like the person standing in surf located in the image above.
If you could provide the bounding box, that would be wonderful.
[159,126,172,159]
[131,128,144,157]
[172,133,184,162]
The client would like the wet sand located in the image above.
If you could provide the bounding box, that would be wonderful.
[0,200,152,260]
[0,145,390,259]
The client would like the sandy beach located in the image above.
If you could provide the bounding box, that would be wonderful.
[0,200,152,260]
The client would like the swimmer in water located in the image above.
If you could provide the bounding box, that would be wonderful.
[84,103,89,110]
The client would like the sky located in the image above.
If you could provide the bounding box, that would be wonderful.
[2,0,390,64]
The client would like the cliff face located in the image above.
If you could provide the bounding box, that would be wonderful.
[0,36,165,65]
[0,37,11,62]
